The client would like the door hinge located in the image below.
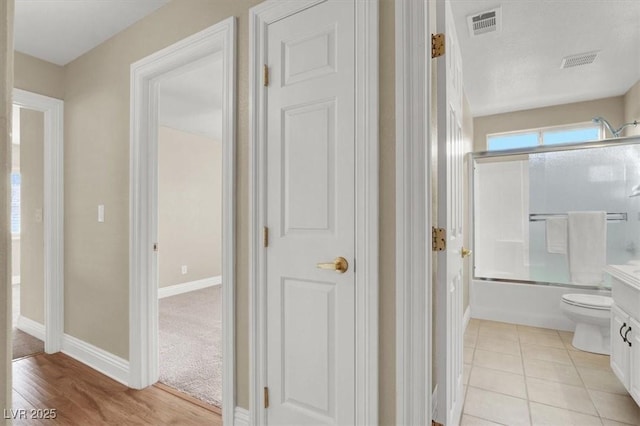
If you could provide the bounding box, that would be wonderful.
[264,386,270,408]
[431,33,445,58]
[432,227,446,251]
[263,226,269,248]
[432,421,444,426]
[153,242,159,252]
[263,64,269,87]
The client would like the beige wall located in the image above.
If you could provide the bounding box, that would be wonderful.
[158,126,221,288]
[19,108,44,324]
[624,80,640,138]
[1,0,14,416]
[473,96,626,151]
[14,52,64,100]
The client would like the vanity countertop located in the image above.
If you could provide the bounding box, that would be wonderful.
[605,264,640,292]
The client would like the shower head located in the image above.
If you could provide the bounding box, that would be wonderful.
[593,116,639,138]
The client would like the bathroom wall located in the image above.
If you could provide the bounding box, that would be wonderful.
[473,96,625,151]
[624,80,640,138]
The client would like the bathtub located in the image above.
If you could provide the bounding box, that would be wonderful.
[470,279,611,331]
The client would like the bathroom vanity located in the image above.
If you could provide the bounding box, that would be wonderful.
[606,264,640,406]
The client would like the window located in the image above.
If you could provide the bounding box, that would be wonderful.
[11,172,20,235]
[487,123,602,151]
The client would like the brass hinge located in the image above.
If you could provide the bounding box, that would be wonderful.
[432,421,444,426]
[263,64,269,87]
[153,242,159,252]
[264,386,269,408]
[432,227,446,251]
[263,226,269,248]
[431,33,445,58]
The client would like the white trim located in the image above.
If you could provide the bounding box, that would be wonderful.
[234,407,250,426]
[61,334,129,386]
[248,1,379,424]
[395,1,432,425]
[12,89,64,355]
[158,276,221,299]
[11,276,19,285]
[16,316,45,341]
[129,18,236,426]
[463,305,471,332]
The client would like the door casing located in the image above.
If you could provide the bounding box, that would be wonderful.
[248,1,379,424]
[128,17,237,426]
[12,89,64,355]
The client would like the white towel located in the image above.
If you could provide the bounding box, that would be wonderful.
[567,211,607,285]
[545,217,567,254]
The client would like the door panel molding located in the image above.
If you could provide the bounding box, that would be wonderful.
[248,1,379,424]
[13,88,65,355]
[129,17,237,426]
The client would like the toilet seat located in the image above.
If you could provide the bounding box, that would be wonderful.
[561,294,612,311]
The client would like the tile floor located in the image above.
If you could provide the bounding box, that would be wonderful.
[461,319,640,426]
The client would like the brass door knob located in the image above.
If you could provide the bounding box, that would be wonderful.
[461,247,472,258]
[317,257,349,273]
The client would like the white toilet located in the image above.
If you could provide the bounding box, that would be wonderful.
[561,293,613,355]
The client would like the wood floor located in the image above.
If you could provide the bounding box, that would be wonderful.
[10,353,222,425]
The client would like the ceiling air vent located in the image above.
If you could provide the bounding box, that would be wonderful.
[467,7,502,37]
[560,51,599,69]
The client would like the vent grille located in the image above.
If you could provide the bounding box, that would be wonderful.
[561,51,599,69]
[467,8,502,37]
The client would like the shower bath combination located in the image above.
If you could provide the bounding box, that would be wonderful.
[592,116,639,138]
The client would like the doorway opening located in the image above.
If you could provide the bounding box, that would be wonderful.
[11,103,45,360]
[10,89,64,361]
[129,17,236,426]
[155,54,224,410]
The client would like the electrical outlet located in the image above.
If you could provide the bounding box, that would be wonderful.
[181,265,188,275]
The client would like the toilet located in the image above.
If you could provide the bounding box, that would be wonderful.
[560,293,613,355]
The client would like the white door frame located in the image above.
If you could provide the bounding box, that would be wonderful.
[12,88,64,355]
[128,17,236,425]
[248,1,379,424]
[395,1,433,425]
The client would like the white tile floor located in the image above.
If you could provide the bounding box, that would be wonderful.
[461,319,640,426]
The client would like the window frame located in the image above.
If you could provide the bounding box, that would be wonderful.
[486,121,605,151]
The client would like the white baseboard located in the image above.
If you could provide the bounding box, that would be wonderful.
[463,305,471,333]
[158,275,222,299]
[61,334,129,386]
[234,407,249,426]
[16,316,45,341]
[12,275,20,285]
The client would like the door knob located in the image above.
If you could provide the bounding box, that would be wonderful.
[317,257,349,273]
[461,247,472,258]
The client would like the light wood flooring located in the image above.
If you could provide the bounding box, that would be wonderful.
[11,353,222,425]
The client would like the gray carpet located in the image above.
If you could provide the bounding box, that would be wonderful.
[159,285,222,407]
[12,284,44,360]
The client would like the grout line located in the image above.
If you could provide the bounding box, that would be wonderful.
[517,324,534,426]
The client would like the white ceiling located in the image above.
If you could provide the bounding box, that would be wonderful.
[450,0,640,117]
[14,0,170,65]
[159,56,223,140]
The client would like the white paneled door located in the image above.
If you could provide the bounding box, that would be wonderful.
[265,1,356,425]
[436,0,466,424]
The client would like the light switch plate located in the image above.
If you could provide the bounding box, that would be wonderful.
[98,205,105,222]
